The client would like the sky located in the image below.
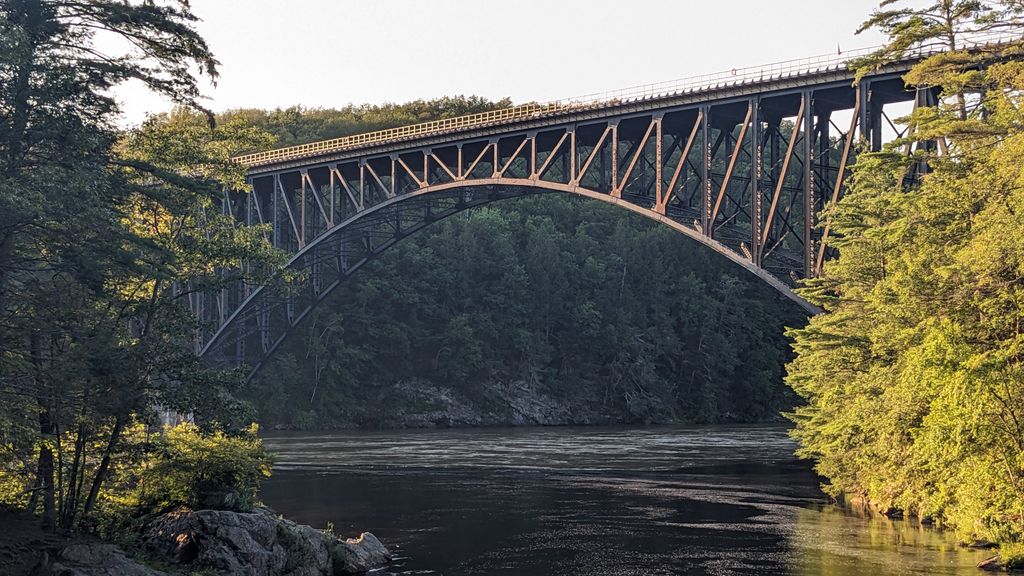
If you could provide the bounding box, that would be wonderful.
[114,0,889,126]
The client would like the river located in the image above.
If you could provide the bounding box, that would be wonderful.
[260,425,988,576]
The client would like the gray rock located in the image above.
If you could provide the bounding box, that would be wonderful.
[143,508,389,575]
[331,532,391,575]
[32,543,165,576]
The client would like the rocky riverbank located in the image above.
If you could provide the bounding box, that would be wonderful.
[141,507,390,575]
[3,507,390,576]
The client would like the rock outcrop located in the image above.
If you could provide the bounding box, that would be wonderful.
[32,543,165,576]
[142,508,390,575]
[331,533,391,574]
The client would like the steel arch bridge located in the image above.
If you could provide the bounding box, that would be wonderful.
[192,45,959,380]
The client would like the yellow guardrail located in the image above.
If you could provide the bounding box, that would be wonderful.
[234,102,577,167]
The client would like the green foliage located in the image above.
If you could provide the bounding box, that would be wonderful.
[788,3,1024,547]
[248,195,805,428]
[0,1,281,531]
[133,423,272,514]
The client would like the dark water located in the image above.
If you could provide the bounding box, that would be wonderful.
[260,425,987,575]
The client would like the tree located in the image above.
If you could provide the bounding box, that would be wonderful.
[788,1,1024,553]
[0,1,282,532]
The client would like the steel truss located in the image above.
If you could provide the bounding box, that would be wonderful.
[194,71,936,380]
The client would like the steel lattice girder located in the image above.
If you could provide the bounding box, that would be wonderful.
[194,68,938,381]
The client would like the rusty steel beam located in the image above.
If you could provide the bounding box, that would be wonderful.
[274,174,303,248]
[658,110,703,214]
[761,99,804,250]
[616,119,657,197]
[610,123,620,196]
[431,153,458,182]
[363,162,392,199]
[535,131,570,179]
[710,102,752,234]
[463,142,494,180]
[397,157,426,188]
[497,136,530,177]
[575,125,612,185]
[654,116,663,207]
[330,167,362,212]
[301,171,331,226]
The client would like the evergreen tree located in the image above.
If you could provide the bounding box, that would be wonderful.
[0,2,280,531]
[789,0,1024,554]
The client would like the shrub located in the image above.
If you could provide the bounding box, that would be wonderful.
[136,423,272,513]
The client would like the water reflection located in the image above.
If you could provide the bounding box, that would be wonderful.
[259,425,986,575]
[788,506,982,576]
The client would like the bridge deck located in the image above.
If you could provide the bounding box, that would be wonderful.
[233,39,979,170]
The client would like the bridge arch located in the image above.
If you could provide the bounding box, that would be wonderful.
[200,177,815,380]
[194,57,946,378]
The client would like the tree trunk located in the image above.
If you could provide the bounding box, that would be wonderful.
[30,331,57,530]
[81,414,126,521]
[60,422,87,530]
[36,409,56,530]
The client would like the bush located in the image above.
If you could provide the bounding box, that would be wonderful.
[136,423,272,514]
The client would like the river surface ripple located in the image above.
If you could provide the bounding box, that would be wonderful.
[260,425,988,576]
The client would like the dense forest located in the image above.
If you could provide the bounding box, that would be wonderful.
[221,104,806,429]
[247,195,804,429]
[787,0,1024,560]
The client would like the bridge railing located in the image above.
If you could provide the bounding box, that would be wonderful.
[234,31,1018,168]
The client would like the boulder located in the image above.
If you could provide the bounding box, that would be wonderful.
[32,543,165,576]
[331,532,391,575]
[142,508,390,575]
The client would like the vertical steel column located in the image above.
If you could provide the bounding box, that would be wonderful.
[530,133,537,176]
[654,116,663,206]
[802,91,815,278]
[492,139,499,178]
[610,122,619,195]
[388,156,398,194]
[328,168,336,223]
[701,106,712,235]
[299,174,306,245]
[272,174,280,248]
[359,163,365,210]
[751,97,762,262]
[569,128,576,183]
[858,81,873,149]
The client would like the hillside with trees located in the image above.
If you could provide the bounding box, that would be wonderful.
[247,194,805,429]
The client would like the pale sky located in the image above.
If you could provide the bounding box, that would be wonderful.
[114,0,888,126]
